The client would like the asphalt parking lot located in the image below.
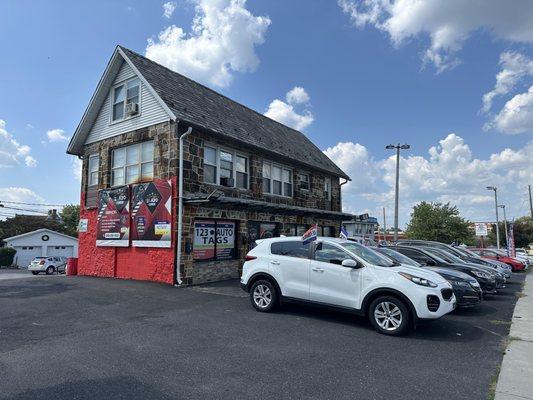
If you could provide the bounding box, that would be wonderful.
[0,270,526,400]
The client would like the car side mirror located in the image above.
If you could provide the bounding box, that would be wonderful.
[342,259,361,268]
[426,259,437,266]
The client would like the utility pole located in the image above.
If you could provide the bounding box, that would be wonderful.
[382,207,387,239]
[527,185,533,218]
[486,186,500,249]
[499,205,508,255]
[386,143,410,242]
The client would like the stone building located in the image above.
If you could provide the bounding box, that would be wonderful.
[67,46,353,285]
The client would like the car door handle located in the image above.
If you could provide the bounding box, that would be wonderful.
[270,260,280,265]
[312,267,324,273]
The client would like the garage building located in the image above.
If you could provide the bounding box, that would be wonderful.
[3,229,79,268]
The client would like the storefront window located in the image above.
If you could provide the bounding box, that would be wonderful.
[193,220,237,261]
[247,221,280,250]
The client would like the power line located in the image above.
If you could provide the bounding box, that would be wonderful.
[0,200,67,207]
[0,205,49,215]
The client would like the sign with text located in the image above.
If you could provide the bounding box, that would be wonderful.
[131,179,172,248]
[96,186,130,247]
[78,218,88,233]
[193,220,236,260]
[474,223,488,237]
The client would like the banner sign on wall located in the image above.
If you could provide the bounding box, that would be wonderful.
[193,220,236,260]
[131,179,172,248]
[96,186,130,247]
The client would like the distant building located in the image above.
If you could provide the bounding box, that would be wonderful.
[343,215,379,241]
[3,228,78,268]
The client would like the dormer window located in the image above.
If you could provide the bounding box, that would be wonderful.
[112,77,140,122]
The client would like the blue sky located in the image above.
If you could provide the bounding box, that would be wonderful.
[0,0,532,226]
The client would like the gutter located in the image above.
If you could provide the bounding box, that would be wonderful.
[175,124,193,286]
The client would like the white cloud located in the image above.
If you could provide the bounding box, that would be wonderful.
[46,128,69,142]
[163,1,177,18]
[72,157,82,181]
[146,0,271,88]
[482,52,533,113]
[489,85,533,134]
[264,87,314,131]
[0,119,36,168]
[286,86,310,105]
[338,0,533,72]
[326,133,533,225]
[0,187,44,203]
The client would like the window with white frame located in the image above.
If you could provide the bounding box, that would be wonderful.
[203,145,248,189]
[112,77,140,121]
[263,161,292,197]
[111,141,154,186]
[324,177,332,201]
[88,154,99,187]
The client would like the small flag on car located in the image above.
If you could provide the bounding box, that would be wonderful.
[302,224,318,244]
[340,226,349,240]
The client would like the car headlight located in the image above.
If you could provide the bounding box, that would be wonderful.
[450,280,470,287]
[469,280,480,287]
[398,272,438,288]
[471,270,489,279]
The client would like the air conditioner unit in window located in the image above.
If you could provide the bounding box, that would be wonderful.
[125,102,139,116]
[220,177,234,187]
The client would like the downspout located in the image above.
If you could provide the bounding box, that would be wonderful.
[175,126,193,286]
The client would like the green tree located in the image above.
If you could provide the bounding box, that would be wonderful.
[488,216,533,248]
[59,204,80,237]
[405,201,475,245]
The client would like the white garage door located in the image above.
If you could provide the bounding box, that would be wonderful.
[13,246,42,268]
[46,246,74,258]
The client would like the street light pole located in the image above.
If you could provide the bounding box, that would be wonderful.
[487,186,500,250]
[386,143,410,242]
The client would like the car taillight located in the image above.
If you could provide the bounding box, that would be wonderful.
[39,260,45,265]
[245,255,257,262]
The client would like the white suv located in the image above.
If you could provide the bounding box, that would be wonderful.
[240,237,456,335]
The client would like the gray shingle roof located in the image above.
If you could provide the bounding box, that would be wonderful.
[120,47,350,180]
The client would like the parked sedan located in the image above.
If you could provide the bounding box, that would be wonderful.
[470,248,526,272]
[391,246,498,294]
[28,256,67,275]
[375,247,482,307]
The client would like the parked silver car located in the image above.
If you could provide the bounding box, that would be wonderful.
[28,256,67,275]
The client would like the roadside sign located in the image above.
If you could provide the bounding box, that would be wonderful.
[474,223,488,237]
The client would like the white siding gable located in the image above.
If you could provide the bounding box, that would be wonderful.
[85,60,170,145]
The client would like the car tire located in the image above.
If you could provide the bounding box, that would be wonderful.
[368,296,410,336]
[31,271,39,275]
[250,279,278,312]
[45,266,54,275]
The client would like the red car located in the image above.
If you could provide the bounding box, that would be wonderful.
[471,248,525,272]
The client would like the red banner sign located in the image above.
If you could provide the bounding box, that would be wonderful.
[131,179,173,248]
[96,186,130,247]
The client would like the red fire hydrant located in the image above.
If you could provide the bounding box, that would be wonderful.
[66,258,78,276]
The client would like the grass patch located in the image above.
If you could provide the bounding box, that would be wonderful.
[489,319,511,326]
[487,365,501,400]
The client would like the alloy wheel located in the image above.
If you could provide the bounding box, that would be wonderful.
[253,284,272,309]
[374,301,403,331]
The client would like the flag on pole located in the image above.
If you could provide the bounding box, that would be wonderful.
[340,226,349,240]
[508,222,516,257]
[302,224,318,244]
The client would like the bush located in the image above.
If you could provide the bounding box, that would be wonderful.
[0,247,17,267]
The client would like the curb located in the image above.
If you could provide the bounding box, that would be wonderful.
[493,272,533,400]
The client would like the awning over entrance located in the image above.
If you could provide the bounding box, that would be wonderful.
[183,195,356,221]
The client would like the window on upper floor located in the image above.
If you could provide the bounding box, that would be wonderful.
[88,154,99,187]
[111,77,140,122]
[111,141,154,186]
[324,177,332,201]
[203,145,249,189]
[300,172,310,191]
[262,161,292,197]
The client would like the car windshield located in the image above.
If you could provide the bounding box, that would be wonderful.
[339,242,395,267]
[455,247,479,257]
[375,247,421,267]
[433,249,464,264]
[420,248,449,264]
[34,257,46,259]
